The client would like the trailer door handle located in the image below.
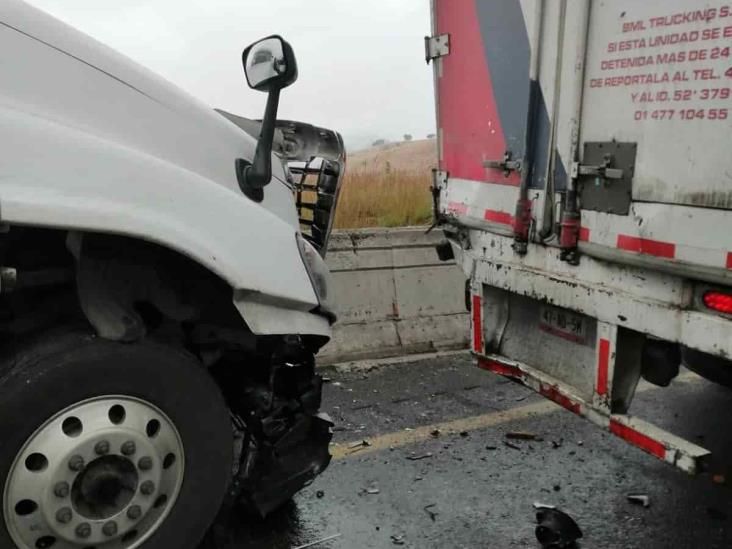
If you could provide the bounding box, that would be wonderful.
[573,154,623,180]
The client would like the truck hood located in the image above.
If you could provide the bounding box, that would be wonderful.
[0,0,298,225]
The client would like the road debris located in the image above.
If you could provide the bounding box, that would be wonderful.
[535,507,583,548]
[506,431,537,440]
[504,441,521,450]
[292,533,342,549]
[362,486,380,495]
[316,490,324,499]
[430,429,441,437]
[627,494,651,508]
[485,445,498,450]
[406,452,433,461]
[424,503,438,522]
[390,534,406,545]
[347,439,372,454]
[551,439,563,449]
[533,502,557,510]
[459,430,469,437]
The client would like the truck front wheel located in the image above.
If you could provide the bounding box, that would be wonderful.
[0,333,232,549]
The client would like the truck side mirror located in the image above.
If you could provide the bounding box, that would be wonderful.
[237,35,298,201]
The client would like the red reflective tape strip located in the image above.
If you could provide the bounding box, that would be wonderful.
[447,201,468,215]
[610,420,666,459]
[472,294,482,353]
[579,227,590,242]
[478,358,523,379]
[727,252,732,269]
[483,209,514,225]
[616,235,676,259]
[539,385,581,414]
[596,338,610,396]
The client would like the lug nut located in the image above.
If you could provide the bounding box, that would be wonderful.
[75,523,91,539]
[53,481,70,498]
[55,507,73,524]
[127,505,142,520]
[138,456,153,471]
[68,455,85,472]
[140,480,155,496]
[121,441,136,456]
[95,440,110,455]
[102,520,118,537]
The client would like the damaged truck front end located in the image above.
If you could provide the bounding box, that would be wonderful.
[0,4,345,548]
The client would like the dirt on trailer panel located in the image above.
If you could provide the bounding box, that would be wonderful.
[211,355,732,549]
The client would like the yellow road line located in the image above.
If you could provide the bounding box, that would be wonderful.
[331,371,701,460]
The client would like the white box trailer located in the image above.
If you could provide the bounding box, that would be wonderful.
[428,0,732,473]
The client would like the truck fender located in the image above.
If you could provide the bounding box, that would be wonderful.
[0,106,326,336]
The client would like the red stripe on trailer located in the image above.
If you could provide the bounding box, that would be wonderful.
[483,209,514,225]
[616,235,676,259]
[610,420,666,459]
[579,227,590,242]
[472,294,483,353]
[596,338,610,396]
[447,201,468,215]
[539,385,581,414]
[478,358,523,379]
[727,252,732,269]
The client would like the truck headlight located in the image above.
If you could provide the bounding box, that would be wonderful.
[297,233,336,321]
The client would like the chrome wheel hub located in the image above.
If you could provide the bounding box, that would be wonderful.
[3,396,185,549]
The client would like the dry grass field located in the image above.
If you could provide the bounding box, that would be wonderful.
[334,139,437,228]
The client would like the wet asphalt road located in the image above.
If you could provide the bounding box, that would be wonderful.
[217,353,732,549]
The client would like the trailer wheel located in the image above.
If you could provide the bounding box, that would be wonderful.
[682,346,732,389]
[0,333,232,549]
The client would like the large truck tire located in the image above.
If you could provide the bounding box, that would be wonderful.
[0,332,232,549]
[682,346,732,389]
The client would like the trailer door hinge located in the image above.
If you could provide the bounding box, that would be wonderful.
[424,34,450,64]
[428,169,448,230]
[483,150,522,177]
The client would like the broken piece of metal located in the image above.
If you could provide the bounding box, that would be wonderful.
[506,431,537,440]
[424,503,438,522]
[406,452,433,461]
[391,534,406,545]
[627,494,651,508]
[535,507,583,548]
[347,439,372,454]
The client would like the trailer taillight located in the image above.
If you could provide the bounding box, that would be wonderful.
[703,291,732,315]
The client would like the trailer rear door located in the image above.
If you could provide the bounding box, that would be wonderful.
[581,1,732,210]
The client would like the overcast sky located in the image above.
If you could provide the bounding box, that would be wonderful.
[27,0,436,151]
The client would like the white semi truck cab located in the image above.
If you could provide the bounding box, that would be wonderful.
[429,0,732,475]
[0,2,344,548]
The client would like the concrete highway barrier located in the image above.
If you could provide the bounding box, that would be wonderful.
[319,227,469,364]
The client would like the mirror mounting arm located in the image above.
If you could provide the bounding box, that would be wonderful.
[236,87,280,202]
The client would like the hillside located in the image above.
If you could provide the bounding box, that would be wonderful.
[334,139,437,229]
[347,139,438,174]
